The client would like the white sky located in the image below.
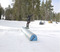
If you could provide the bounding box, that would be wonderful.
[0,0,12,9]
[0,0,60,13]
[52,0,60,13]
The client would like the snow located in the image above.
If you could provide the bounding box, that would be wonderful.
[0,20,60,52]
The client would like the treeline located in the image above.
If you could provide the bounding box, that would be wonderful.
[0,0,60,22]
[0,4,4,19]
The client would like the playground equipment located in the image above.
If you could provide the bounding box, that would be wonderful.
[48,21,52,23]
[21,27,37,41]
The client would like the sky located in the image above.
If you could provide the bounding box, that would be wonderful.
[0,0,12,8]
[52,0,60,13]
[42,0,60,13]
[0,0,60,13]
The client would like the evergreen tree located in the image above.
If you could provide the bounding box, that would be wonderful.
[10,0,57,21]
[35,0,41,20]
[5,5,13,20]
[45,0,53,20]
[40,0,45,20]
[0,5,4,19]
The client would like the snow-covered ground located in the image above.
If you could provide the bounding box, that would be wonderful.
[0,20,60,52]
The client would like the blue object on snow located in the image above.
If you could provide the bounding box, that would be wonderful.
[30,34,37,41]
[39,22,44,25]
[21,27,37,41]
